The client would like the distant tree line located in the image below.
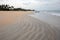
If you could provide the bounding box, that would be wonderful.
[0,4,35,11]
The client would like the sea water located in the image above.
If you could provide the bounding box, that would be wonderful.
[39,10,60,16]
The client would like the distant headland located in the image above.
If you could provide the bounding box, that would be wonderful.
[0,4,35,11]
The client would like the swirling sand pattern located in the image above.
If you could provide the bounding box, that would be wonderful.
[0,11,56,40]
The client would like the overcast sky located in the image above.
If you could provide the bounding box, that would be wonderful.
[0,0,60,10]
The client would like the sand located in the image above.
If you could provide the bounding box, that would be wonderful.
[0,11,56,40]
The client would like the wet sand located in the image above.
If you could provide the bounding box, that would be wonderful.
[0,11,56,40]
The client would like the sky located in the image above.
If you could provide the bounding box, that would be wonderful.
[0,0,60,10]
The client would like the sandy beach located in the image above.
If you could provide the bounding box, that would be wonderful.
[0,11,57,40]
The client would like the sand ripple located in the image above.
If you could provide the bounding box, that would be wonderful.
[0,11,56,40]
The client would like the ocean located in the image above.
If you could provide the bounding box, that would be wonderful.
[34,10,60,16]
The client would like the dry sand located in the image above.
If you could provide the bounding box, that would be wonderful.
[0,11,56,40]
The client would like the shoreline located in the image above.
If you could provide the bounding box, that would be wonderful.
[29,12,60,27]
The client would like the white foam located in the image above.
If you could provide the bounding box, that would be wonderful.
[50,13,60,16]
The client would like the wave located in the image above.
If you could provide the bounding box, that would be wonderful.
[34,11,60,16]
[50,13,60,16]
